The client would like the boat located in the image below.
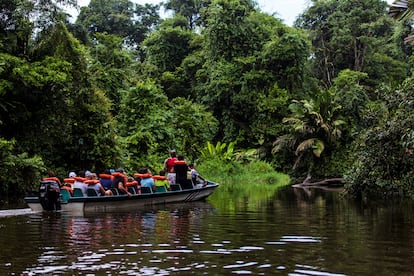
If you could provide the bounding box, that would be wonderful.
[24,179,219,216]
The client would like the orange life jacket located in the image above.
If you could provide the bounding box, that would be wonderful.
[134,173,152,179]
[42,177,61,185]
[112,172,127,185]
[63,178,75,184]
[99,173,114,180]
[152,175,167,181]
[126,180,138,187]
[84,179,100,185]
[61,185,73,196]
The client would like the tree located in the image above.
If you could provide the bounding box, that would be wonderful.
[77,0,134,39]
[143,16,194,73]
[164,0,212,29]
[169,97,218,160]
[0,20,118,172]
[345,78,414,199]
[198,5,309,149]
[273,90,345,174]
[330,69,369,132]
[0,138,45,198]
[88,32,134,111]
[203,0,257,62]
[118,80,174,170]
[0,0,77,57]
[76,0,160,47]
[261,31,310,93]
[118,80,218,170]
[142,16,197,99]
[296,0,407,88]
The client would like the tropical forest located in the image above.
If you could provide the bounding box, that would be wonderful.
[1,0,414,201]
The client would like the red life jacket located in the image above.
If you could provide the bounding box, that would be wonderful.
[166,157,177,172]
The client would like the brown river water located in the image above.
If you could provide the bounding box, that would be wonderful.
[0,184,413,275]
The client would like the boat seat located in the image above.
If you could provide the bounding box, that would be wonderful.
[170,184,182,191]
[111,188,119,195]
[87,188,99,197]
[155,186,167,193]
[73,188,84,197]
[60,189,71,202]
[140,186,153,194]
[179,180,194,190]
[128,186,137,194]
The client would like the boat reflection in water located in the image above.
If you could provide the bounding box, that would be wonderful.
[23,202,217,275]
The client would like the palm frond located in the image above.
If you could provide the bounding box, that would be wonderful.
[320,123,331,134]
[312,139,325,158]
[295,138,325,158]
[272,134,296,153]
[295,138,317,156]
[333,119,346,126]
[332,128,342,140]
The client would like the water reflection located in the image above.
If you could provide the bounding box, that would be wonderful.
[0,186,413,275]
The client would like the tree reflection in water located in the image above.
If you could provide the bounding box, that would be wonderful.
[1,188,414,275]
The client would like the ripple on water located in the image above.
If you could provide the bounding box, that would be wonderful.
[223,261,259,269]
[291,264,346,276]
[280,235,323,243]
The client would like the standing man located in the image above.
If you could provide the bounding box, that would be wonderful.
[164,150,177,185]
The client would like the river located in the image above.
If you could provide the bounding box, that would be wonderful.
[0,183,413,275]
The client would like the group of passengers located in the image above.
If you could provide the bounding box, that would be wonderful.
[46,150,207,198]
[163,150,207,188]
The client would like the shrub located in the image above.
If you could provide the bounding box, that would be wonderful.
[0,138,45,198]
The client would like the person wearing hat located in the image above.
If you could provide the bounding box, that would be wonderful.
[61,171,76,196]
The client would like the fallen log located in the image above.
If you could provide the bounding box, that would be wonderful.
[292,177,345,188]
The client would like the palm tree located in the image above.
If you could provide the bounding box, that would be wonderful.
[273,92,345,170]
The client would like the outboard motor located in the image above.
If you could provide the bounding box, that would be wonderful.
[39,180,61,211]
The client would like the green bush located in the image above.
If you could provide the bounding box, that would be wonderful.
[0,138,45,198]
[197,158,290,186]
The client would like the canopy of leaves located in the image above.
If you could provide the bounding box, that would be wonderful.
[143,17,194,73]
[296,0,408,88]
[76,0,161,47]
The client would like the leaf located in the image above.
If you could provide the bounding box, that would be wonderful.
[295,138,317,156]
[295,138,325,158]
[312,140,325,158]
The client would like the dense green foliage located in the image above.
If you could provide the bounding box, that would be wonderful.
[0,138,45,198]
[345,78,414,198]
[1,0,414,200]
